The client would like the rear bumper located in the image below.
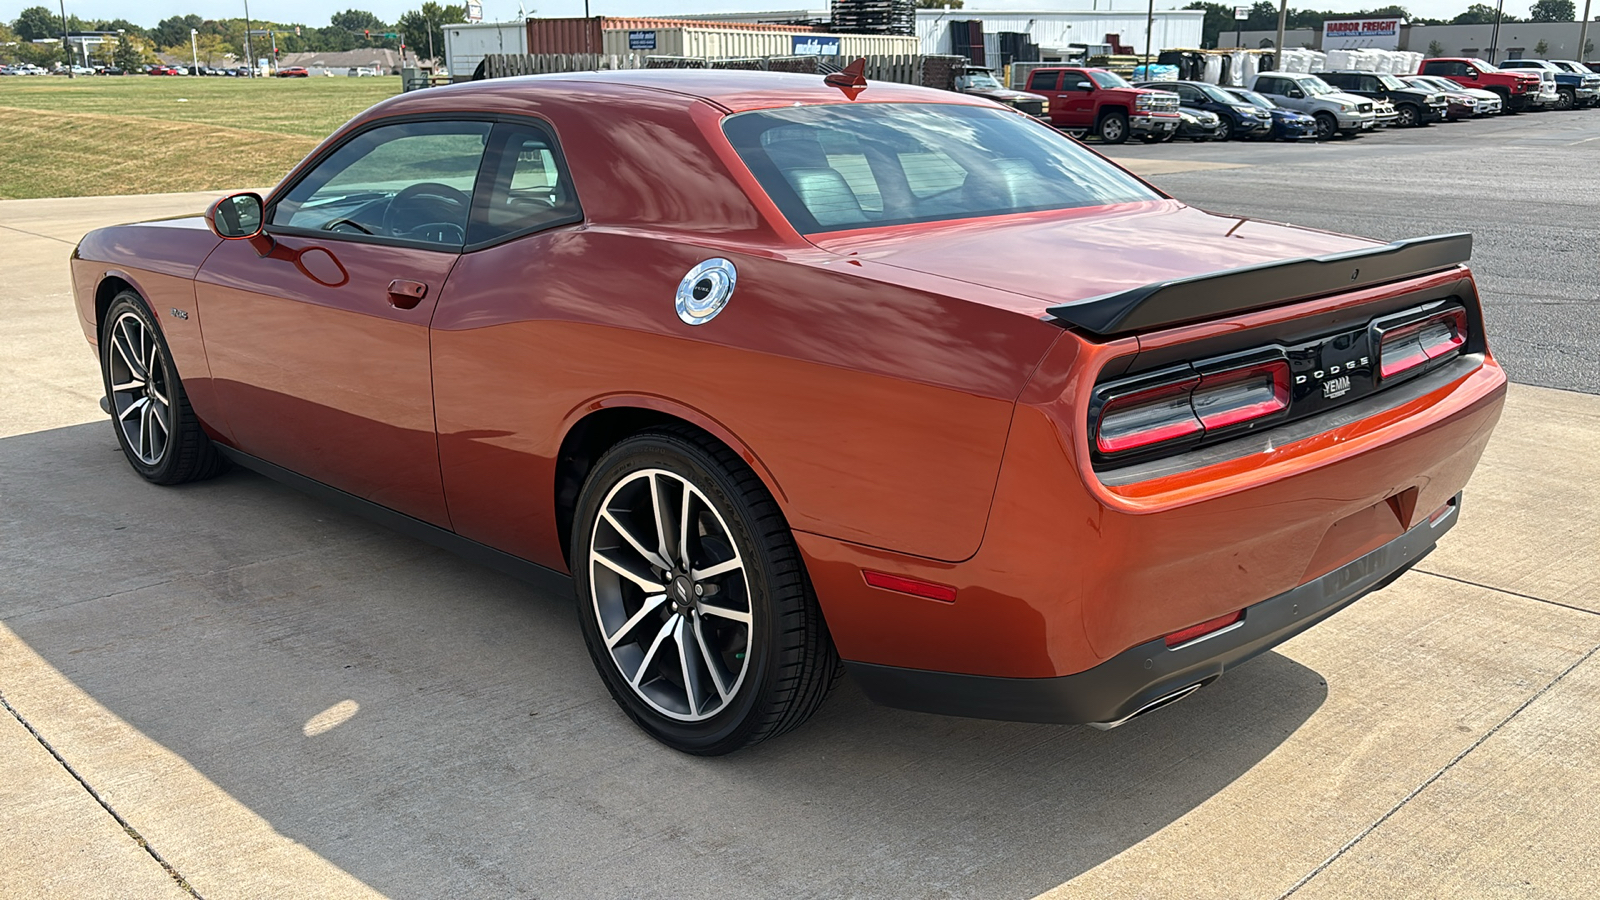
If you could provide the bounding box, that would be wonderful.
[847,493,1460,725]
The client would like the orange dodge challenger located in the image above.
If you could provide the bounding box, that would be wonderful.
[70,67,1506,754]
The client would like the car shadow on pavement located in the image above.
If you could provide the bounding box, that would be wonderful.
[2,422,1328,899]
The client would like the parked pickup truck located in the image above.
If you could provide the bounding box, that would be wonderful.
[1417,58,1542,112]
[1498,59,1600,110]
[953,65,1050,119]
[1247,72,1377,139]
[1024,66,1180,143]
[1316,70,1449,126]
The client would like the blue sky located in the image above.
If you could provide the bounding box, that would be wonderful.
[1,1,1552,33]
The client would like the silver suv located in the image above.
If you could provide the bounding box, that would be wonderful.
[1248,73,1377,139]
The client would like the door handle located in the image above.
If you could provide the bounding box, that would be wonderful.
[387,279,428,310]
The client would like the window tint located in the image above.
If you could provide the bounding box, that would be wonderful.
[723,102,1161,234]
[468,122,582,245]
[1028,70,1058,91]
[274,120,491,248]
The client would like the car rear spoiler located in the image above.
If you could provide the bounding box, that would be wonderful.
[1045,232,1472,337]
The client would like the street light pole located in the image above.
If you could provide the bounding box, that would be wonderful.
[1144,0,1155,71]
[1275,0,1288,65]
[190,27,199,72]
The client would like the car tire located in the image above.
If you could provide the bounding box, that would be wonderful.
[1395,104,1420,126]
[1097,111,1129,144]
[1313,111,1338,140]
[99,290,227,485]
[1556,89,1575,111]
[1215,116,1232,141]
[573,427,840,755]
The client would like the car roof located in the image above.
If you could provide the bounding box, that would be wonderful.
[379,69,992,116]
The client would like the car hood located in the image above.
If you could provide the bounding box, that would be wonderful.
[808,200,1381,319]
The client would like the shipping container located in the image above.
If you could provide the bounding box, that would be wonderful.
[444,21,528,79]
[526,17,605,55]
[600,26,916,60]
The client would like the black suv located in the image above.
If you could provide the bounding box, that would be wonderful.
[1134,79,1275,141]
[1314,71,1448,127]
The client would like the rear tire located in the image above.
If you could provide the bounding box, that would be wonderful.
[99,291,227,485]
[572,427,839,755]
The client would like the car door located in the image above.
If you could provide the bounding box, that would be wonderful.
[1027,69,1064,124]
[194,119,494,527]
[1057,69,1097,127]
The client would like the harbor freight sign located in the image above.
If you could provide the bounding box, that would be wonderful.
[1322,17,1403,50]
[792,35,842,55]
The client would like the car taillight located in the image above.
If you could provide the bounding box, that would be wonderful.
[1376,307,1467,380]
[1165,610,1243,648]
[1095,360,1290,456]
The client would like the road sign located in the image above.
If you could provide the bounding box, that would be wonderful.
[1235,6,1249,18]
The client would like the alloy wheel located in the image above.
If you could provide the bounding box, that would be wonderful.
[107,311,171,466]
[588,468,753,722]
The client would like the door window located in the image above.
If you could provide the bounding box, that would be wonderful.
[1028,70,1058,91]
[272,120,492,249]
[468,122,583,246]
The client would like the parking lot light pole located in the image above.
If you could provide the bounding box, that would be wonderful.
[1144,0,1155,71]
[243,0,254,77]
[190,28,199,73]
[1490,0,1505,64]
[1275,0,1288,66]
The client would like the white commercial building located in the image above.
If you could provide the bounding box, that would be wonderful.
[916,4,1204,57]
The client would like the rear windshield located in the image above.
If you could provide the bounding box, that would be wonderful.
[722,102,1160,234]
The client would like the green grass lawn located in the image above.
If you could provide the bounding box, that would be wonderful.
[0,76,401,199]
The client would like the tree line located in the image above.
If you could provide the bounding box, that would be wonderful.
[1185,3,1590,49]
[0,4,468,68]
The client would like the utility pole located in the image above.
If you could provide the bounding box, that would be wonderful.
[58,0,72,78]
[1275,0,1288,66]
[1581,0,1593,64]
[270,30,278,73]
[243,0,254,77]
[190,27,199,72]
[1489,0,1506,64]
[1144,0,1155,71]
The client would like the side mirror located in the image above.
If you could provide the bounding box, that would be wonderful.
[1467,71,1479,79]
[1074,81,1094,91]
[1287,89,1304,99]
[206,192,264,240]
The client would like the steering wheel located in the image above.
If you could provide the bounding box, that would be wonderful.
[382,181,470,243]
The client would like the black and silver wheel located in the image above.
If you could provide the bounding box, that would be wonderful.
[1215,115,1233,141]
[1097,111,1128,144]
[573,428,838,755]
[1395,103,1419,127]
[100,291,225,484]
[1556,89,1575,111]
[1313,111,1338,140]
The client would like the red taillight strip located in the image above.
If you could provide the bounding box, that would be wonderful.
[1378,307,1467,380]
[1193,361,1291,430]
[862,571,957,604]
[1094,377,1202,454]
[1164,610,1244,648]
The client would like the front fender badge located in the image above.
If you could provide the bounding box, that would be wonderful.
[676,258,736,326]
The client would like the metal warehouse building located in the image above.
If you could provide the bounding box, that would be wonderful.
[915,7,1204,58]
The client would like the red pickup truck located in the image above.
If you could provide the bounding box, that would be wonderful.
[1417,58,1541,112]
[1023,66,1181,143]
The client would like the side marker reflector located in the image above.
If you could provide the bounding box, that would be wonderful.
[1165,610,1244,648]
[863,571,957,604]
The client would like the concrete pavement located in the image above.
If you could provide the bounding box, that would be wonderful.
[2,191,1597,899]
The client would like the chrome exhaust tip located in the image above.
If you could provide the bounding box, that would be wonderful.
[1088,681,1205,731]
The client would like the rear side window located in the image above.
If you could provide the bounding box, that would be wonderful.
[1028,70,1058,91]
[467,121,582,246]
[723,102,1161,234]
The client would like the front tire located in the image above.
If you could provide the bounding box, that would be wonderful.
[1556,89,1575,111]
[1214,115,1232,141]
[1314,111,1338,140]
[1396,103,1420,127]
[1097,111,1129,144]
[99,291,226,485]
[573,428,839,755]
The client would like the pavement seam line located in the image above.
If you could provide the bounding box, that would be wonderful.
[0,222,77,245]
[0,691,203,899]
[1413,568,1600,618]
[1276,639,1600,899]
